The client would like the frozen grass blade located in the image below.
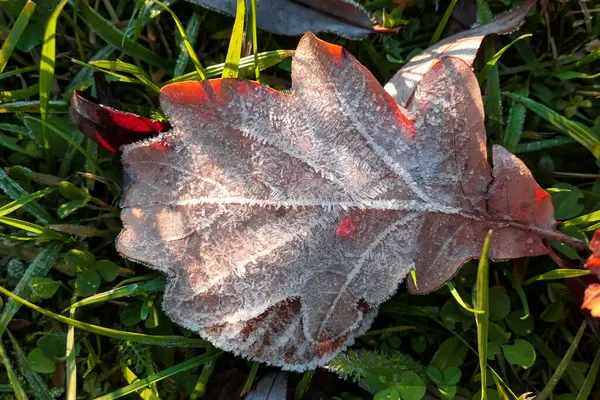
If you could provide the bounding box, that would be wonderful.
[503,78,529,153]
[0,242,62,335]
[40,0,69,162]
[429,0,458,46]
[166,50,294,84]
[576,348,600,400]
[515,137,575,153]
[0,340,28,400]
[506,92,600,158]
[152,0,206,80]
[474,230,493,400]
[537,321,587,400]
[478,34,532,84]
[0,187,55,217]
[76,0,172,69]
[0,169,54,224]
[6,331,53,400]
[174,13,202,77]
[0,284,210,348]
[223,0,246,78]
[523,269,591,286]
[94,351,222,400]
[0,1,36,74]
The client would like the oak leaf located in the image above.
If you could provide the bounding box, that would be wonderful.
[116,33,580,370]
[385,0,536,106]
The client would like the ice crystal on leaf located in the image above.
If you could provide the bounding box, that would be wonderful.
[116,33,581,370]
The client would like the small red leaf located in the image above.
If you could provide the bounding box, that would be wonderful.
[69,90,170,152]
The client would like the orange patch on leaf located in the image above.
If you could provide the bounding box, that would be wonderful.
[534,186,550,202]
[582,283,600,318]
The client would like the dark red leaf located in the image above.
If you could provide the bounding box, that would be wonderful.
[69,90,170,152]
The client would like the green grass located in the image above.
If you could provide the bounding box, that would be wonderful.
[0,1,599,399]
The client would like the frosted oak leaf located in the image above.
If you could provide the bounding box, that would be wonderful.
[117,33,581,370]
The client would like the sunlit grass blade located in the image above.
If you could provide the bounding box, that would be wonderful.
[0,242,62,335]
[522,269,590,286]
[0,340,28,400]
[0,85,39,103]
[0,169,54,224]
[576,348,600,400]
[66,294,77,400]
[537,321,587,400]
[0,1,36,74]
[190,348,219,400]
[505,92,600,158]
[446,281,484,314]
[75,0,172,69]
[478,34,532,84]
[249,0,259,80]
[474,230,492,400]
[0,215,68,240]
[166,50,294,84]
[120,361,160,400]
[6,331,53,400]
[64,279,165,311]
[40,0,69,163]
[152,0,206,80]
[95,352,222,400]
[24,116,104,175]
[88,60,160,92]
[223,0,246,78]
[0,187,55,217]
[174,13,203,77]
[70,59,141,85]
[429,0,458,46]
[0,284,209,348]
[503,78,529,153]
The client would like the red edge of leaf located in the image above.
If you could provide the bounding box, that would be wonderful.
[69,90,170,152]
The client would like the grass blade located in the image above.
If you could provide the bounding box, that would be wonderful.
[505,92,600,158]
[166,50,294,84]
[478,34,532,84]
[24,116,104,175]
[474,230,493,400]
[0,284,209,348]
[6,331,53,400]
[174,12,203,77]
[95,352,222,400]
[75,0,172,69]
[40,0,69,163]
[537,321,587,400]
[64,279,165,311]
[0,145,55,224]
[503,78,529,153]
[222,0,246,78]
[0,187,55,217]
[249,0,259,80]
[87,60,160,92]
[0,85,39,103]
[429,0,458,46]
[523,269,591,286]
[120,361,160,400]
[190,348,219,400]
[446,281,484,314]
[0,340,28,400]
[0,1,36,74]
[66,294,77,400]
[0,66,37,81]
[152,0,206,80]
[576,348,600,400]
[0,242,62,335]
